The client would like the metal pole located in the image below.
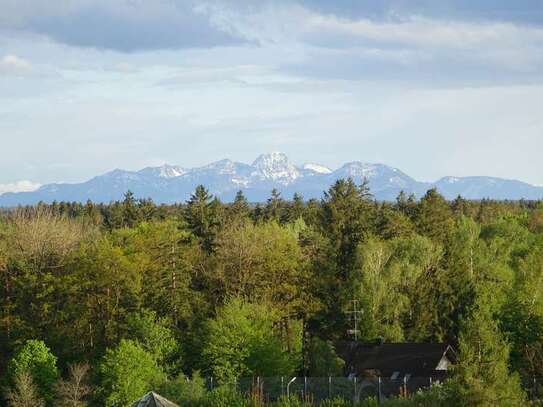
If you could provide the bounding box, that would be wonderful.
[287,377,297,398]
[304,376,307,400]
[281,376,284,397]
[210,377,213,391]
[354,376,357,403]
[403,375,407,397]
[378,376,381,404]
[328,376,332,399]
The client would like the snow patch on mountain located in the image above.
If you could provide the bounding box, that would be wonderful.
[302,163,332,174]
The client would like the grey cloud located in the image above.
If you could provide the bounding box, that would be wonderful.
[3,1,248,52]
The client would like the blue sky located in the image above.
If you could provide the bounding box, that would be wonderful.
[1,0,542,192]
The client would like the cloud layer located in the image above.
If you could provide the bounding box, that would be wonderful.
[0,0,542,187]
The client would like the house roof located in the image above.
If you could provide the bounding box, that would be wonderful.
[335,342,455,377]
[129,392,179,407]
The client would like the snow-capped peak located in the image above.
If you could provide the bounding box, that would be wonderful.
[302,163,332,174]
[251,152,300,184]
[139,164,185,178]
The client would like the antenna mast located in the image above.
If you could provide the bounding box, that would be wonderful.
[346,299,362,341]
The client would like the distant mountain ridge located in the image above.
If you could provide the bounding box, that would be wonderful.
[1,153,542,206]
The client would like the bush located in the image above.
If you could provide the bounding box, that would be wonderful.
[320,396,352,407]
[204,385,248,407]
[159,371,207,406]
[380,383,456,407]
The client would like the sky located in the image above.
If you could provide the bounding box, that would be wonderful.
[1,0,542,192]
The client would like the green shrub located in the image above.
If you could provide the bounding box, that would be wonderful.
[380,383,456,407]
[320,396,352,406]
[204,385,248,407]
[159,371,207,406]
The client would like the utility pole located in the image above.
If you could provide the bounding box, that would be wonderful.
[346,299,362,341]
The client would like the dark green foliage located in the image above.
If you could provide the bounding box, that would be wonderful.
[307,338,344,376]
[184,185,221,252]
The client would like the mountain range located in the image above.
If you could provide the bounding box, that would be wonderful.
[1,152,542,206]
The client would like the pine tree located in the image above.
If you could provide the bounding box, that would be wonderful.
[284,192,305,223]
[416,188,453,243]
[320,178,373,279]
[396,190,417,219]
[122,191,139,228]
[184,185,220,253]
[229,190,250,221]
[264,188,284,222]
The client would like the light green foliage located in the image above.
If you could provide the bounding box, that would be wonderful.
[354,238,404,341]
[126,309,177,365]
[353,236,441,342]
[98,339,166,407]
[202,299,300,382]
[7,340,59,404]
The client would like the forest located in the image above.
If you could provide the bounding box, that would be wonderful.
[1,179,543,406]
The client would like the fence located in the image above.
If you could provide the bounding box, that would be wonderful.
[205,376,442,403]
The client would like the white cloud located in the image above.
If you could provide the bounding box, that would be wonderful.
[0,180,42,195]
[202,3,543,74]
[0,54,33,74]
